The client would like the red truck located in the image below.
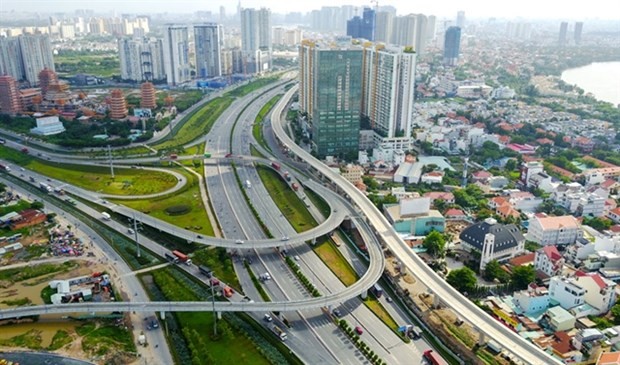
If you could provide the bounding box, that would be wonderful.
[291,183,299,191]
[172,250,192,266]
[271,162,281,170]
[423,350,448,365]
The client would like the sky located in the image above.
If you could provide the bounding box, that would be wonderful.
[1,0,619,20]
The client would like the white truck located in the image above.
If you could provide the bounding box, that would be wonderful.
[101,212,111,221]
[245,179,251,189]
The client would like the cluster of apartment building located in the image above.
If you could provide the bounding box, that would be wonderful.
[1,14,150,39]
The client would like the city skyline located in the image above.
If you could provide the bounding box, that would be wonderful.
[1,0,617,20]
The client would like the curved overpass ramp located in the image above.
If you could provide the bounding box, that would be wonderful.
[270,85,561,365]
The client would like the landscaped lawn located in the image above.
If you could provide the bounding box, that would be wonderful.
[32,162,177,196]
[110,168,214,236]
[363,297,399,331]
[0,146,177,196]
[313,237,359,286]
[147,268,271,365]
[191,247,241,290]
[255,165,316,232]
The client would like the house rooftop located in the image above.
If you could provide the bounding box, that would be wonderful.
[540,245,562,261]
[598,351,620,365]
[509,253,535,267]
[459,219,524,252]
[535,215,580,230]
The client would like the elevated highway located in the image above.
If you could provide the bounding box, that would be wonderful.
[0,154,385,321]
[270,85,561,365]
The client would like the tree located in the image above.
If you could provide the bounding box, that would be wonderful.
[30,201,44,209]
[483,260,501,281]
[612,303,620,325]
[511,265,536,290]
[583,216,612,231]
[504,159,517,172]
[423,231,446,258]
[446,267,477,294]
[433,198,447,212]
[483,260,510,283]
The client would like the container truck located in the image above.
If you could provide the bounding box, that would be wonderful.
[423,350,448,365]
[371,284,383,298]
[165,253,179,263]
[271,162,281,170]
[291,183,299,191]
[272,325,288,341]
[39,182,52,193]
[172,250,192,265]
[101,212,111,221]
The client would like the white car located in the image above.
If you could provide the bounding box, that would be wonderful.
[235,239,244,244]
[264,314,273,322]
[281,236,289,241]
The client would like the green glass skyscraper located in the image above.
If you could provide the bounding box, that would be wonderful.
[299,40,363,159]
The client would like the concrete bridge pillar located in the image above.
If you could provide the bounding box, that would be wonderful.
[160,311,166,320]
[360,290,368,300]
[478,330,486,346]
[217,311,222,320]
[433,293,440,308]
[311,237,317,245]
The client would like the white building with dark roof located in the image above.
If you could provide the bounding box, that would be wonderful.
[459,218,525,271]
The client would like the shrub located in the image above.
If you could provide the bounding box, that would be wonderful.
[164,204,191,216]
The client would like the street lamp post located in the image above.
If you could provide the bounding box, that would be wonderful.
[211,282,217,336]
[132,213,140,258]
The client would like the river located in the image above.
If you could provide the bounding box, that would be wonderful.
[561,61,620,106]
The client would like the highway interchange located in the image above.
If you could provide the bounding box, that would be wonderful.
[0,78,423,364]
[0,76,561,364]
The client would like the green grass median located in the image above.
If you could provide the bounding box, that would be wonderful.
[255,165,316,232]
[110,167,214,236]
[252,94,281,152]
[141,266,294,365]
[0,146,177,196]
[153,96,233,150]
